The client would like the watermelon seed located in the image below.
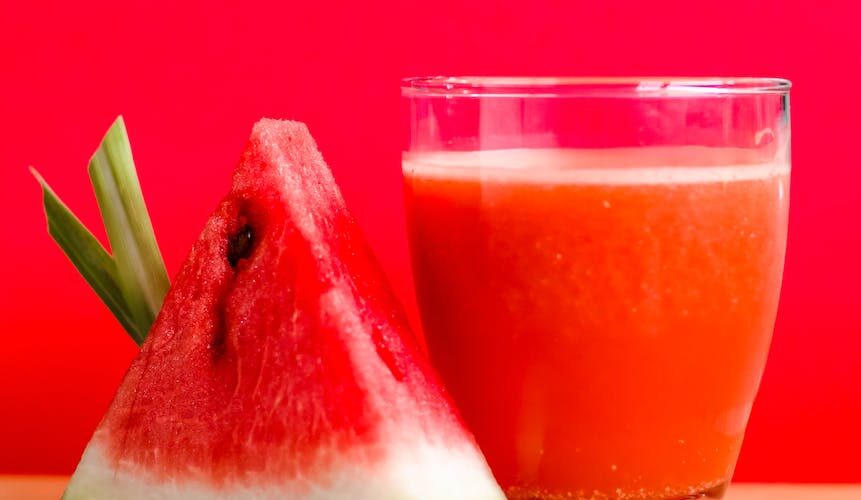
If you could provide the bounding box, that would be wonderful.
[228,224,254,267]
[211,298,228,359]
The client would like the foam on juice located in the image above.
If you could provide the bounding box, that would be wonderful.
[403,147,789,186]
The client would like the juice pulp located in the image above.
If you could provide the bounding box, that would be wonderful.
[403,147,789,500]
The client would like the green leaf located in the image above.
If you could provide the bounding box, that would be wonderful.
[31,116,170,345]
[31,168,147,343]
[88,117,170,339]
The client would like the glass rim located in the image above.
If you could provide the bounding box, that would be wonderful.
[401,76,792,97]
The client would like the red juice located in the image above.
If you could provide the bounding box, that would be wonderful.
[403,146,789,499]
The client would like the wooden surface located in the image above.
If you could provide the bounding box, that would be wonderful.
[2,476,860,499]
[725,483,861,499]
[0,476,67,498]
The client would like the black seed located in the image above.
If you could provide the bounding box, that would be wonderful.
[211,296,228,359]
[227,224,254,267]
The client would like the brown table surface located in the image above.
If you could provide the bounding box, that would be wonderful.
[2,476,860,499]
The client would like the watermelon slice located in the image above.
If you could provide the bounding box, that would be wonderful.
[62,119,503,499]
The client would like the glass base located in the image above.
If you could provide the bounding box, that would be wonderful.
[505,480,728,500]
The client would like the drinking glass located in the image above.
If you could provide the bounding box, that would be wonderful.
[401,77,791,500]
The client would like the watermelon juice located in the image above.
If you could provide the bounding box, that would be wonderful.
[403,146,789,499]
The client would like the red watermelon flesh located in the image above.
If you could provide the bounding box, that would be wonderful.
[63,119,503,499]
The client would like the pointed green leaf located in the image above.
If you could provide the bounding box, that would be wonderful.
[88,116,170,338]
[31,168,147,344]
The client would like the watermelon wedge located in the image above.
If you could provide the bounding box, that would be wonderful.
[62,119,503,499]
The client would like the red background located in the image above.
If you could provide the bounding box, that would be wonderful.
[1,0,859,482]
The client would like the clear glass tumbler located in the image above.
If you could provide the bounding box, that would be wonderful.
[401,77,791,499]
